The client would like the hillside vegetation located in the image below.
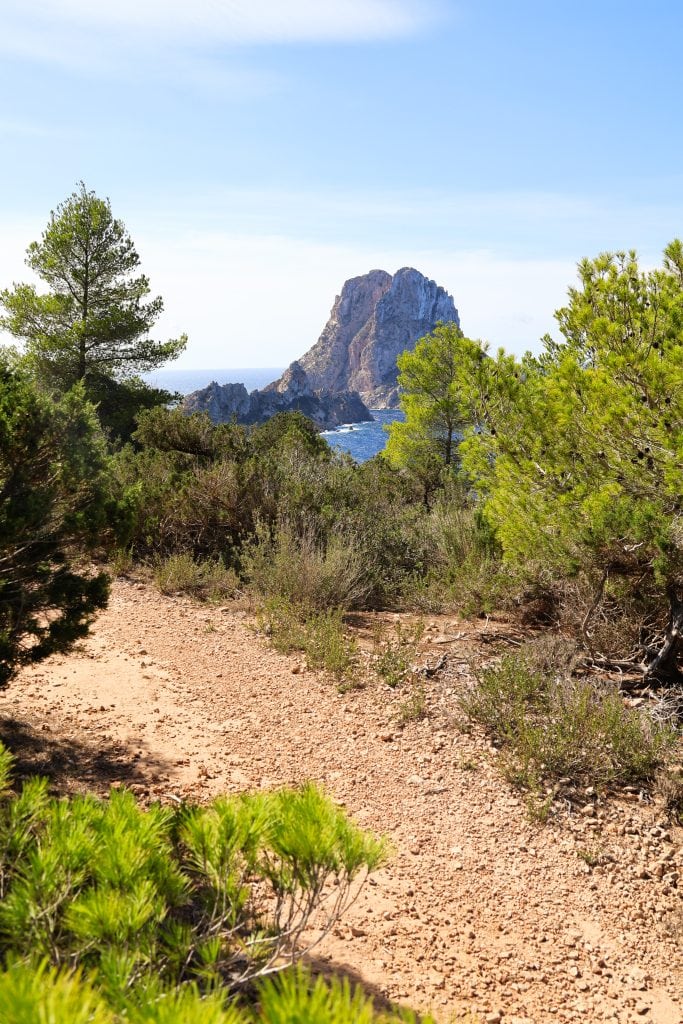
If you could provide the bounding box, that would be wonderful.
[0,185,681,1020]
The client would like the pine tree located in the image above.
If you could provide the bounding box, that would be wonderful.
[0,182,186,399]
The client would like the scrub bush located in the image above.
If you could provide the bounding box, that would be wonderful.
[0,744,386,997]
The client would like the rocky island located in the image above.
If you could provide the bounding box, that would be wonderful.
[182,266,459,427]
[297,266,459,408]
[183,361,371,431]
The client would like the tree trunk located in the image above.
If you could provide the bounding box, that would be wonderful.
[644,585,683,683]
[78,246,90,382]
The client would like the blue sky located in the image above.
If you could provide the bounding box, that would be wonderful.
[2,0,682,367]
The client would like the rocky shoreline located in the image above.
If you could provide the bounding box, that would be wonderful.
[182,360,371,431]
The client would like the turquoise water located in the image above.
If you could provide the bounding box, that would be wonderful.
[143,368,402,463]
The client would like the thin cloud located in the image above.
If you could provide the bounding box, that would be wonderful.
[0,18,285,96]
[4,1,441,48]
[1,1,442,96]
[126,183,677,261]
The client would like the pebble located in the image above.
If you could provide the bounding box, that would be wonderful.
[11,579,683,1024]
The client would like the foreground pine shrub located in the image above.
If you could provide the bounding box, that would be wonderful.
[0,745,421,1024]
[0,744,386,1004]
[0,961,434,1024]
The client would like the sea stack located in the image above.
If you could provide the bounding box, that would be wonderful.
[295,267,459,407]
[182,267,459,425]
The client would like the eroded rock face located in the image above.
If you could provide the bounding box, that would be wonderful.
[183,381,251,422]
[182,266,457,429]
[182,363,371,431]
[297,267,459,407]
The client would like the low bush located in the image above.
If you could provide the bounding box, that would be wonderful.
[258,598,358,679]
[245,522,370,613]
[0,743,385,1000]
[372,620,424,688]
[0,961,434,1023]
[0,741,429,1022]
[396,682,427,727]
[461,646,678,793]
[153,554,239,600]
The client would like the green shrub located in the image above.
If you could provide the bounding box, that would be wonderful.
[245,522,370,613]
[0,962,114,1024]
[0,742,416,1022]
[0,745,385,998]
[0,961,435,1024]
[396,683,427,727]
[154,554,239,600]
[258,598,358,679]
[256,967,433,1024]
[372,621,424,688]
[461,647,677,793]
[0,356,110,686]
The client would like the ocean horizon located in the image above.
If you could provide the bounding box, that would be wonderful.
[143,366,403,463]
[143,367,284,396]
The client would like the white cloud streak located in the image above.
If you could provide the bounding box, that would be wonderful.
[3,0,439,52]
[1,1,441,96]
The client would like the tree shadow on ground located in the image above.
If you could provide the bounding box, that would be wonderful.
[305,952,429,1019]
[0,715,171,796]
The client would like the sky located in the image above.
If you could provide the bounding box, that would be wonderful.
[2,0,683,368]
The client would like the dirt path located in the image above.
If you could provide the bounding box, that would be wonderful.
[4,579,682,1023]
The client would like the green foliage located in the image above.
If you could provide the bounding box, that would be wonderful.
[456,244,683,673]
[372,620,424,688]
[250,412,331,462]
[134,408,249,463]
[0,961,113,1024]
[154,554,239,601]
[0,961,432,1024]
[0,746,386,1000]
[85,372,181,445]
[0,355,109,686]
[109,407,461,613]
[461,647,677,793]
[111,414,247,563]
[0,182,186,395]
[258,598,358,679]
[245,521,370,613]
[385,323,488,497]
[257,969,376,1024]
[396,683,427,727]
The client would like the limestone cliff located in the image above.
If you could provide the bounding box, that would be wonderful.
[297,267,459,407]
[182,266,458,428]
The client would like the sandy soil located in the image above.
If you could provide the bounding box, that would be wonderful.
[3,578,682,1023]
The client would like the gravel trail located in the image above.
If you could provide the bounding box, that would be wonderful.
[5,579,682,1023]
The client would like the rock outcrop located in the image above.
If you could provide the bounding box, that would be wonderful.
[183,381,252,424]
[182,266,458,428]
[182,362,371,431]
[297,267,459,407]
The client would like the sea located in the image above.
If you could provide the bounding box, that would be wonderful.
[143,367,403,464]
